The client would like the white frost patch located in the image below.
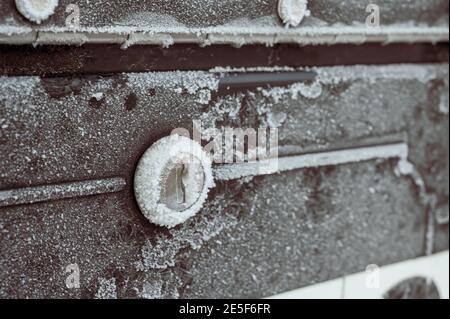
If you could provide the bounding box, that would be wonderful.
[95,278,117,299]
[0,24,33,35]
[91,92,104,101]
[139,282,163,299]
[15,0,59,24]
[267,112,287,128]
[439,91,449,115]
[136,194,238,271]
[395,159,415,176]
[0,76,40,98]
[127,71,219,104]
[259,81,323,102]
[195,89,213,105]
[119,12,186,29]
[315,64,449,85]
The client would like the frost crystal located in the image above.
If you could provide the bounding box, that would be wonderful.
[95,278,117,299]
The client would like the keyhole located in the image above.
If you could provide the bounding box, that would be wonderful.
[160,157,205,212]
[175,164,187,205]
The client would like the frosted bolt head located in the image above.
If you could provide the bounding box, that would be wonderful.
[15,0,59,24]
[134,135,215,228]
[278,0,310,28]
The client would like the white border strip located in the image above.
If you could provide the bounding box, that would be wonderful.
[267,251,449,299]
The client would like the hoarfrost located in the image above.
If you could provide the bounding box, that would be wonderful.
[139,282,163,299]
[195,89,212,105]
[0,65,448,298]
[267,112,287,128]
[259,81,323,102]
[0,76,41,98]
[127,71,219,103]
[136,194,239,271]
[315,64,447,85]
[0,25,33,35]
[95,278,117,299]
[120,12,186,29]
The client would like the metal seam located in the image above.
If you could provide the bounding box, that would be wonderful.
[0,27,448,46]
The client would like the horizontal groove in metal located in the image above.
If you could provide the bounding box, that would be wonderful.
[1,43,448,76]
[214,142,409,181]
[217,71,317,95]
[0,178,127,208]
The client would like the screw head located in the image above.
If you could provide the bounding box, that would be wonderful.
[15,0,59,24]
[134,135,215,228]
[278,0,309,28]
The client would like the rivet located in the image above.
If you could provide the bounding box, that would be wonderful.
[278,0,310,28]
[15,0,59,24]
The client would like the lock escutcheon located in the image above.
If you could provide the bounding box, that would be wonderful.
[134,135,215,228]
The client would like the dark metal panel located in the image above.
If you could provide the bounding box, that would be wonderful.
[0,65,448,298]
